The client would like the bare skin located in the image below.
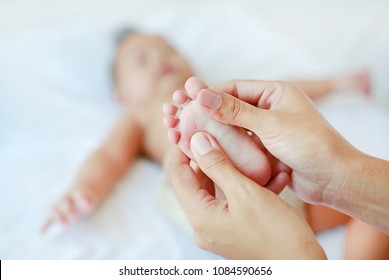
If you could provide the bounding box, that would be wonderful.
[42,32,384,260]
[42,33,274,231]
[294,69,370,100]
[163,78,271,186]
[166,80,387,260]
[165,77,388,260]
[42,34,192,230]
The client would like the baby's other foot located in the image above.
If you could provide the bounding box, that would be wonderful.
[355,69,371,96]
[336,69,371,96]
[163,77,271,186]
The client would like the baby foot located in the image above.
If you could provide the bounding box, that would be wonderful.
[336,69,371,96]
[163,77,271,186]
[355,69,371,96]
[41,185,101,233]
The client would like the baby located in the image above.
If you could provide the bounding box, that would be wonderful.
[42,29,272,231]
[43,29,387,259]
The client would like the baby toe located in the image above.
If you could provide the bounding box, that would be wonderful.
[185,76,209,99]
[168,129,180,144]
[163,115,179,128]
[163,103,178,116]
[173,90,190,105]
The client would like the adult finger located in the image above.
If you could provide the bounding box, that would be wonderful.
[195,87,283,136]
[212,79,304,110]
[166,148,219,221]
[190,132,256,206]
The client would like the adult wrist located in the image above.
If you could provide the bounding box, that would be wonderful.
[321,145,364,209]
[321,148,389,233]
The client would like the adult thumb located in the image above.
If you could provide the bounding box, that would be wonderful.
[195,88,278,135]
[190,132,252,205]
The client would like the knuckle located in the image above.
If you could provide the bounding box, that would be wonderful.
[224,80,237,93]
[189,215,206,233]
[203,153,229,172]
[264,82,294,108]
[280,81,299,95]
[228,97,246,124]
[284,82,298,92]
[194,233,218,252]
[271,81,289,93]
[194,234,209,251]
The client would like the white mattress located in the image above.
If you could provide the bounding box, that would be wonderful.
[1,0,389,259]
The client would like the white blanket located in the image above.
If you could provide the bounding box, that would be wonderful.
[1,0,389,259]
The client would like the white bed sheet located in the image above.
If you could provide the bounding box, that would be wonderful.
[1,0,389,259]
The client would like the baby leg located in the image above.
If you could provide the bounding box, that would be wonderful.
[294,69,371,101]
[306,204,350,232]
[344,218,389,259]
[307,204,389,259]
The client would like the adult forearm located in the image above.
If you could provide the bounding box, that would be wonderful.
[323,151,389,234]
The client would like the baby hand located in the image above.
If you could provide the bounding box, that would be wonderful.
[41,188,95,234]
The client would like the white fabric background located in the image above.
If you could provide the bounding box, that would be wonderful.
[1,0,389,259]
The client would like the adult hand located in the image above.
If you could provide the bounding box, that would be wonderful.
[184,77,360,205]
[167,132,326,259]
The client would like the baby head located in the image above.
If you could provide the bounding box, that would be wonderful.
[112,28,193,105]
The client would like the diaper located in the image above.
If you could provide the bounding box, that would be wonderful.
[156,175,193,234]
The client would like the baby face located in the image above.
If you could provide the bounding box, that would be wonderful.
[114,33,193,105]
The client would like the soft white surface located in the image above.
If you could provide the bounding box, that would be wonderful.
[1,0,389,259]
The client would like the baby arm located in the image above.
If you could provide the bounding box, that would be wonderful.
[42,111,143,233]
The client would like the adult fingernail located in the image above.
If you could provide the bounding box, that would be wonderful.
[198,90,222,109]
[191,132,213,156]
